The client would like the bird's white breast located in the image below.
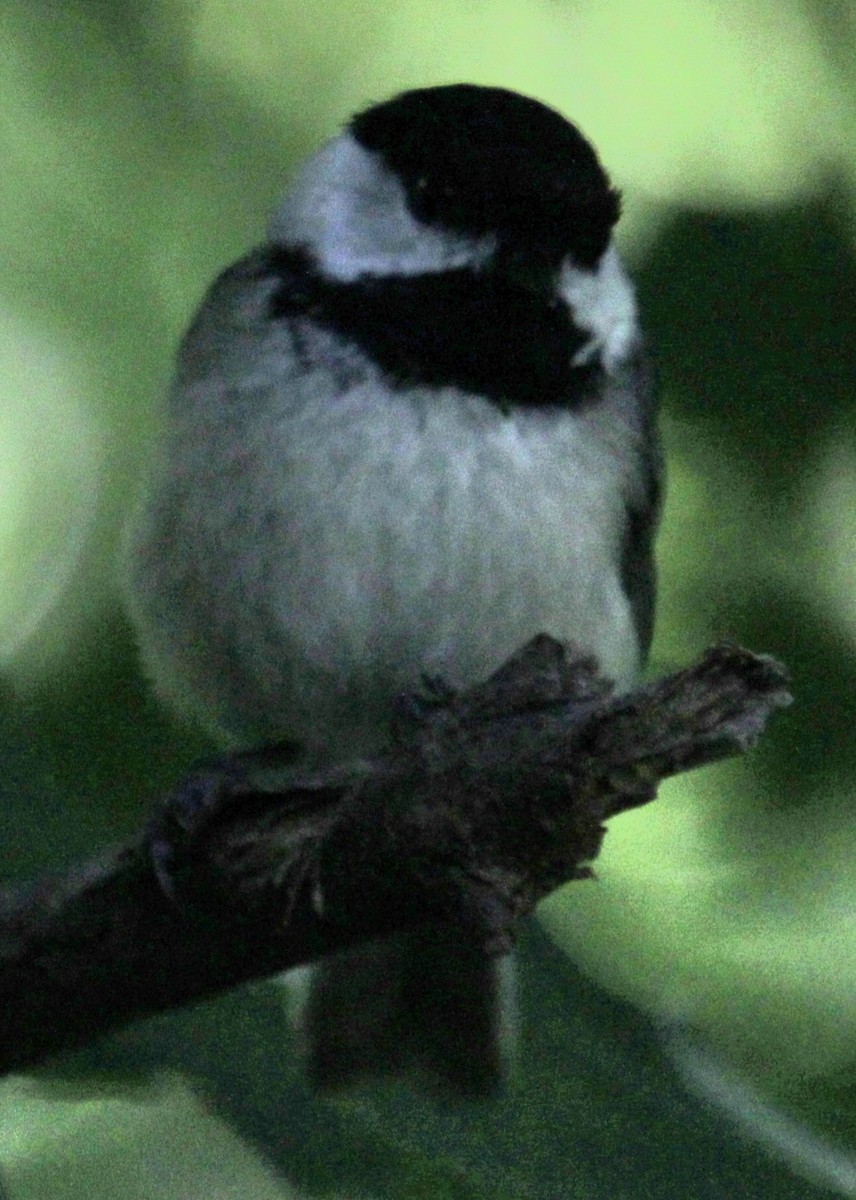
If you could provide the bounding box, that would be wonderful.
[125,297,641,759]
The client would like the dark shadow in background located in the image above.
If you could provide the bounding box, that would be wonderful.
[639,193,856,805]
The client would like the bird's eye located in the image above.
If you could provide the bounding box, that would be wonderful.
[408,173,463,228]
[409,177,440,223]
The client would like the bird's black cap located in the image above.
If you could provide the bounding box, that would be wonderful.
[350,84,620,268]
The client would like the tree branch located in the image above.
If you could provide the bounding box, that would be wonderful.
[0,637,790,1076]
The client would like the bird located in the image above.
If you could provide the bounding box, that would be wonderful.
[122,82,662,1096]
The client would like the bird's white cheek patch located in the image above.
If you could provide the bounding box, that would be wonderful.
[560,245,639,371]
[268,133,495,282]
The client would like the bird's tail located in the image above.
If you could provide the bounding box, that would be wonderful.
[305,927,514,1097]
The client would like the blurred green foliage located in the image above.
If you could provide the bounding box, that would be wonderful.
[1,1,855,1196]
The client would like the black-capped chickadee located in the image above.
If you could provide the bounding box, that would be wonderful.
[123,84,662,1095]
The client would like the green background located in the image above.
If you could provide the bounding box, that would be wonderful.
[1,1,855,1196]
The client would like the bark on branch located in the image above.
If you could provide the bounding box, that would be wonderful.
[0,636,791,1076]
